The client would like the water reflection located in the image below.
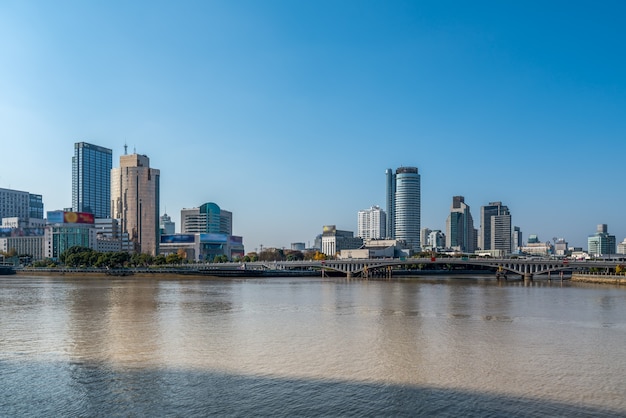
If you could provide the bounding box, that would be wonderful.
[0,275,625,416]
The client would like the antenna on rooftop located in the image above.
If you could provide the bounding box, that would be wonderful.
[124,141,128,155]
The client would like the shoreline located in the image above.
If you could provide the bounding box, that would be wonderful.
[571,273,626,285]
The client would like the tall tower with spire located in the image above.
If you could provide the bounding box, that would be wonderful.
[111,150,160,255]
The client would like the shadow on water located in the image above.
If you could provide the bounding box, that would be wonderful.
[0,360,622,417]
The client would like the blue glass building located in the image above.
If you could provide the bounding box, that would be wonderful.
[72,142,112,219]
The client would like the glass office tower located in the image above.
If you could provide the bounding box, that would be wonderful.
[72,142,112,218]
[386,166,421,252]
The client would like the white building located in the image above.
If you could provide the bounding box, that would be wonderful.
[357,205,386,240]
[321,225,363,257]
[617,238,626,255]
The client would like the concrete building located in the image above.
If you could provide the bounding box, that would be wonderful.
[554,238,568,256]
[357,205,386,240]
[479,201,512,255]
[72,142,112,218]
[513,226,523,253]
[291,242,306,251]
[617,238,626,255]
[0,187,44,221]
[445,196,477,253]
[321,225,363,257]
[520,235,553,256]
[427,230,446,251]
[94,218,133,253]
[111,152,160,256]
[44,211,97,260]
[0,226,45,262]
[587,224,616,256]
[386,167,421,252]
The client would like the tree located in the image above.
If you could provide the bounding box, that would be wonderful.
[313,251,327,261]
[212,254,228,263]
[286,250,304,261]
[166,253,183,264]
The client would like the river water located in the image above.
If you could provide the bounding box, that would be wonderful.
[0,275,625,417]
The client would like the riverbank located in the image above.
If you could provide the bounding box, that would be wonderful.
[571,273,626,285]
[15,268,319,279]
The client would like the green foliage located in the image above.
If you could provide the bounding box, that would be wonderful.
[212,255,229,263]
[166,253,183,264]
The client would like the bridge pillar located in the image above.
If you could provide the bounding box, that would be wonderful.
[347,271,352,279]
[524,273,533,282]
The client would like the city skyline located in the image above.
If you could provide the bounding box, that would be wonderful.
[1,1,625,251]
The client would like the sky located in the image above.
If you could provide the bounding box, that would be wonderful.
[1,0,625,252]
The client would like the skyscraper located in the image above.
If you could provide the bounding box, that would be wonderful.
[72,142,112,218]
[445,196,476,252]
[479,201,512,254]
[357,205,386,240]
[385,169,395,239]
[386,167,421,252]
[111,152,160,255]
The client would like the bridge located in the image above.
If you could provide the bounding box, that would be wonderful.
[239,258,620,280]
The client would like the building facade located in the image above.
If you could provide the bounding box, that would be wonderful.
[445,196,477,253]
[72,142,112,218]
[321,225,363,256]
[44,211,97,260]
[357,205,386,240]
[111,153,160,256]
[160,233,245,261]
[0,187,44,221]
[386,167,421,252]
[181,203,232,235]
[480,201,512,254]
[587,224,616,256]
[160,213,176,235]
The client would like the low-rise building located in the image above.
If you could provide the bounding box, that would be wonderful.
[44,211,97,260]
[321,225,363,257]
[159,233,245,261]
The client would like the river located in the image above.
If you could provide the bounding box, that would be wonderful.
[1,275,625,417]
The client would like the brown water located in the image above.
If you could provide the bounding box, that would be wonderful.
[1,275,625,416]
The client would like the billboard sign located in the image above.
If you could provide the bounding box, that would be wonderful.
[161,234,196,244]
[199,233,228,243]
[47,211,64,224]
[64,212,94,224]
[46,211,94,224]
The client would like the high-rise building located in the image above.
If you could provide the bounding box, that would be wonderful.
[386,167,421,252]
[111,152,160,255]
[181,202,232,235]
[385,169,395,239]
[513,226,523,253]
[72,142,112,218]
[427,230,445,250]
[445,196,476,253]
[479,201,512,254]
[160,213,176,235]
[357,205,386,240]
[0,187,44,221]
[587,224,616,256]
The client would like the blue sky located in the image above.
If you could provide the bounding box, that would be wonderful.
[1,1,625,252]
